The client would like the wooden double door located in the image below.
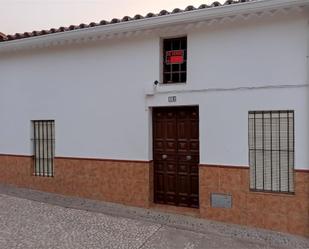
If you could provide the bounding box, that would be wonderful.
[153,106,199,208]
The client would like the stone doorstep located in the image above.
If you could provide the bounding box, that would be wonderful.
[0,183,308,249]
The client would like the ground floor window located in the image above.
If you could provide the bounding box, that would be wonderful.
[248,111,294,193]
[32,120,55,177]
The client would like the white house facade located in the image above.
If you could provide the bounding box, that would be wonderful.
[0,0,308,236]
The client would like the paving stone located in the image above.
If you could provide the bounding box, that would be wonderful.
[0,184,308,249]
[0,194,160,249]
[141,226,286,249]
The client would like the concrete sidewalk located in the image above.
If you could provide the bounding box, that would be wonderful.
[0,184,308,249]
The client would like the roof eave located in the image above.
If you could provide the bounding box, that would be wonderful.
[0,0,308,52]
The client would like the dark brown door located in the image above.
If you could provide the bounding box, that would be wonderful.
[153,106,199,208]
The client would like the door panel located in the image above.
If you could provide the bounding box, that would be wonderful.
[153,106,199,208]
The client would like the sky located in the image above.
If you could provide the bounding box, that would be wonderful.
[1,0,225,35]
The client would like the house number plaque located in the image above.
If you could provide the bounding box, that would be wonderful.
[168,96,177,103]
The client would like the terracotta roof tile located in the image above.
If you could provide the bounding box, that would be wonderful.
[212,1,222,7]
[110,18,121,23]
[172,8,183,13]
[50,28,57,33]
[159,10,170,16]
[69,25,77,30]
[185,5,196,11]
[146,12,157,18]
[121,16,132,22]
[99,20,109,25]
[0,0,255,43]
[23,32,32,37]
[78,23,88,29]
[133,14,144,20]
[0,32,6,41]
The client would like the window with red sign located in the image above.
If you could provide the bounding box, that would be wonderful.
[163,37,187,83]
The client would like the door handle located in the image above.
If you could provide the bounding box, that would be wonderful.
[162,154,167,160]
[186,155,192,161]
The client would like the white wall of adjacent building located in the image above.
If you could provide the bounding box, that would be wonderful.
[0,14,308,169]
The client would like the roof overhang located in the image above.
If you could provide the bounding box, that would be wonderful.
[0,0,308,53]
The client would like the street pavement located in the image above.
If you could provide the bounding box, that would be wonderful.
[0,187,308,249]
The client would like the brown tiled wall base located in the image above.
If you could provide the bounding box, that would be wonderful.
[199,165,309,237]
[1,155,308,237]
[0,155,152,208]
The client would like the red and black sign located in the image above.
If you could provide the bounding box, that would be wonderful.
[166,50,184,64]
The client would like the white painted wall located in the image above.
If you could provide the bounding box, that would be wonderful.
[188,16,308,89]
[0,36,160,161]
[0,13,308,169]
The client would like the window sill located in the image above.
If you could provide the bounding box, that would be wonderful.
[160,82,186,86]
[155,82,189,92]
[249,189,295,197]
[145,82,203,97]
[32,173,54,177]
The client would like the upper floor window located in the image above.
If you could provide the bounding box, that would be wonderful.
[163,36,187,84]
[249,111,294,193]
[32,120,55,177]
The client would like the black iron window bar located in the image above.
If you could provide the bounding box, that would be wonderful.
[32,120,55,177]
[163,36,187,84]
[249,111,294,193]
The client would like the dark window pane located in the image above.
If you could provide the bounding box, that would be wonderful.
[181,63,187,71]
[164,73,171,83]
[173,39,180,50]
[172,64,179,71]
[164,64,171,72]
[180,73,186,82]
[172,73,180,83]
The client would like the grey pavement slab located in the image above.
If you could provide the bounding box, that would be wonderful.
[141,226,284,249]
[0,184,308,249]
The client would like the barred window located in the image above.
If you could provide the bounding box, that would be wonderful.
[163,37,187,84]
[32,120,55,177]
[249,111,294,193]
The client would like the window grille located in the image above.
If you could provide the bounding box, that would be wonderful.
[32,120,55,177]
[249,111,294,193]
[163,37,187,83]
